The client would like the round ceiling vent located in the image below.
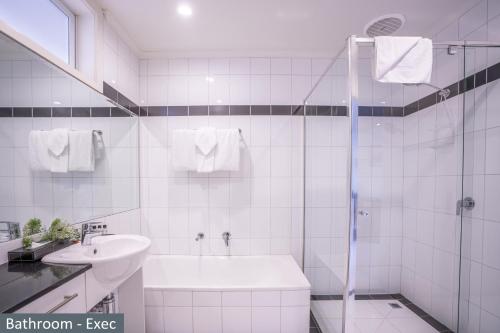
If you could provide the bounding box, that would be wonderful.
[364,14,406,37]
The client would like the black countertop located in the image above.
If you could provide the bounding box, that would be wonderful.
[0,261,91,313]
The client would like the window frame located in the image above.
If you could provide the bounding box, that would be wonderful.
[49,0,76,66]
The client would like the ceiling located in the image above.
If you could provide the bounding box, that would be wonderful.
[94,0,475,58]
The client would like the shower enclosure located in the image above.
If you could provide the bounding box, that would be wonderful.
[304,36,500,333]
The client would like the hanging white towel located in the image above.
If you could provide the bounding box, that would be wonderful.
[372,36,433,84]
[69,130,95,172]
[172,129,197,171]
[47,128,69,156]
[195,127,217,173]
[214,129,240,171]
[29,130,51,171]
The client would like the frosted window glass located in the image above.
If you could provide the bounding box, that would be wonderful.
[0,0,71,63]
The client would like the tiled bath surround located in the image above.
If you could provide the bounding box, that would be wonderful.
[144,289,310,333]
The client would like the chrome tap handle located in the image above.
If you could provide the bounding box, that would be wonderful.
[222,232,231,247]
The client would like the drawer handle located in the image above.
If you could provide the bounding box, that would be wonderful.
[47,293,78,313]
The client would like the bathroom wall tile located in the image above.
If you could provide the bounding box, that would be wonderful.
[145,290,164,306]
[193,292,221,307]
[222,291,251,307]
[164,307,193,333]
[164,291,193,307]
[252,307,280,333]
[145,307,164,333]
[251,291,280,306]
[222,307,251,333]
[280,306,309,333]
[193,307,222,333]
[280,290,310,306]
[250,58,270,75]
[230,58,250,75]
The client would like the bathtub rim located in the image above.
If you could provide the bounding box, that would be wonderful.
[143,254,311,291]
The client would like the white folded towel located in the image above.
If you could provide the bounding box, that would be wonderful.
[172,129,197,171]
[47,128,69,156]
[69,130,95,172]
[214,129,240,171]
[372,36,433,84]
[195,127,217,173]
[29,130,51,171]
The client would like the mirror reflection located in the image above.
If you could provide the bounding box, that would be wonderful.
[0,31,139,236]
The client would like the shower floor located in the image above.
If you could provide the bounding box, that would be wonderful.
[311,299,445,333]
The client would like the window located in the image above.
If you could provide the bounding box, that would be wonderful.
[0,0,75,65]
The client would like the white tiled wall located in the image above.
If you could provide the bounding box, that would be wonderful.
[139,57,334,106]
[401,1,500,331]
[144,289,310,333]
[139,114,304,261]
[0,57,109,108]
[101,18,140,104]
[138,56,337,261]
[0,116,139,230]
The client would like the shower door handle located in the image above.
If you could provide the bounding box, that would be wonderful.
[358,210,369,217]
[456,197,475,215]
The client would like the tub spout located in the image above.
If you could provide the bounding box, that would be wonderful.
[222,231,231,247]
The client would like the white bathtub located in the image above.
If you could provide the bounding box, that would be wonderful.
[143,255,311,333]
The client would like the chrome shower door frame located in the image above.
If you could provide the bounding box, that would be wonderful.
[342,35,360,333]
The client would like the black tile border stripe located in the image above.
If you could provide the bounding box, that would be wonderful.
[103,81,137,116]
[311,293,453,332]
[402,60,500,116]
[2,107,125,118]
[5,61,499,119]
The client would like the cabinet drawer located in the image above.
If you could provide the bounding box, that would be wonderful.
[16,274,86,313]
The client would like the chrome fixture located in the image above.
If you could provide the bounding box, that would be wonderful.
[47,293,79,313]
[195,232,205,241]
[358,210,369,217]
[222,232,231,247]
[456,197,475,215]
[0,221,20,243]
[81,222,107,246]
[403,82,451,100]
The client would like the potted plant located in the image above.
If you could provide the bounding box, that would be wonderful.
[21,218,45,249]
[41,218,80,244]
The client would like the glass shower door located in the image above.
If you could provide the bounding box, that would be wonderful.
[458,43,500,333]
[303,51,351,333]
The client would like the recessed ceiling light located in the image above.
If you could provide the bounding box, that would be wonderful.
[53,101,61,105]
[216,99,222,104]
[380,101,386,104]
[177,4,192,17]
[205,76,214,83]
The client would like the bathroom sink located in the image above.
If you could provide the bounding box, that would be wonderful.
[42,234,151,284]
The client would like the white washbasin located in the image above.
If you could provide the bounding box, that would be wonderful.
[42,234,151,284]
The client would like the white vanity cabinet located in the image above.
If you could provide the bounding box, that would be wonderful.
[15,274,86,313]
[13,268,145,333]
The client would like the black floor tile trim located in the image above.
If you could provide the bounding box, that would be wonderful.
[311,293,454,332]
[309,311,323,333]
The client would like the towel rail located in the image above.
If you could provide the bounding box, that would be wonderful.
[37,129,103,136]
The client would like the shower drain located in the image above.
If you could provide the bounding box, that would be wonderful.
[389,303,402,309]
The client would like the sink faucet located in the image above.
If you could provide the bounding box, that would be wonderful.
[222,231,231,247]
[81,222,107,246]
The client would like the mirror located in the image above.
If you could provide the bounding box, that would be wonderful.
[0,31,139,237]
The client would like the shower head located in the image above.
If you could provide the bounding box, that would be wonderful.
[403,83,450,99]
